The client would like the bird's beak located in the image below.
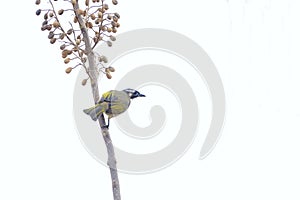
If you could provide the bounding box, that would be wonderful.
[139,93,146,97]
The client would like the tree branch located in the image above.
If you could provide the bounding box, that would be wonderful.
[73,1,121,200]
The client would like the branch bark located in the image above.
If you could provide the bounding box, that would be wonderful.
[73,1,121,200]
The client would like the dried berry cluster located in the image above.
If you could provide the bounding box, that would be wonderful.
[35,0,120,82]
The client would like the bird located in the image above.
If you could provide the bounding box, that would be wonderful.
[83,88,146,128]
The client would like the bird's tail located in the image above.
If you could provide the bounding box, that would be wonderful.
[83,103,107,121]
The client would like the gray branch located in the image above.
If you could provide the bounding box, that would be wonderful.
[73,1,121,200]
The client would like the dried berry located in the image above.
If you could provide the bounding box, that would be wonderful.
[103,4,109,10]
[58,9,64,15]
[62,50,70,58]
[42,21,48,26]
[110,35,116,41]
[48,32,54,39]
[77,9,84,15]
[64,58,71,64]
[111,21,117,27]
[35,0,41,5]
[62,52,68,58]
[85,0,89,6]
[112,0,118,5]
[65,67,72,74]
[76,39,81,45]
[107,41,112,47]
[49,12,54,18]
[50,38,56,44]
[93,37,98,43]
[73,16,78,23]
[53,21,60,28]
[87,22,93,29]
[108,66,115,72]
[100,7,106,13]
[95,19,100,25]
[60,44,66,50]
[114,12,120,19]
[82,79,88,86]
[113,16,118,22]
[46,25,52,31]
[44,13,48,20]
[91,14,96,20]
[36,9,41,16]
[101,56,108,63]
[59,33,65,40]
[106,72,112,79]
[67,29,73,35]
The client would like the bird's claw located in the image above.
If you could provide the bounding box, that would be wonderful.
[101,125,109,129]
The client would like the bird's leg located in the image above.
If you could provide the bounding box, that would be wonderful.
[101,116,110,129]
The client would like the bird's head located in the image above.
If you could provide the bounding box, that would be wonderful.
[123,88,146,99]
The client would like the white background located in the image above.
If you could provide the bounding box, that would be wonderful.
[1,0,300,199]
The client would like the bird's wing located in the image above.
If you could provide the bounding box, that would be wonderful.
[99,90,118,103]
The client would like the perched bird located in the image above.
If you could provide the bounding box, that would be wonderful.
[83,88,145,128]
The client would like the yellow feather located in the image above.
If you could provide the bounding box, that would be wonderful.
[101,91,113,101]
